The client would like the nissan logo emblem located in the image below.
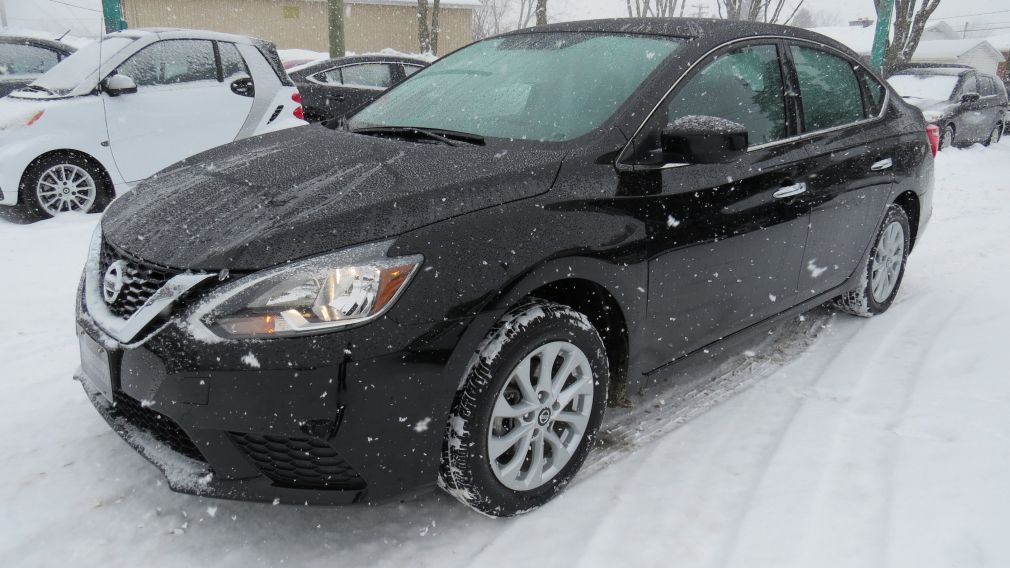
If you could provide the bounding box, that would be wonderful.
[103,260,128,304]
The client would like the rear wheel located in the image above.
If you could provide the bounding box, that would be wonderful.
[984,124,1002,146]
[835,205,911,317]
[16,153,110,221]
[440,300,609,517]
[939,124,955,150]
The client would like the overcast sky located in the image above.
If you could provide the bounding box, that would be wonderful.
[549,0,1010,35]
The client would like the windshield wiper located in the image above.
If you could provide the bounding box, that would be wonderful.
[352,126,485,146]
[19,84,56,95]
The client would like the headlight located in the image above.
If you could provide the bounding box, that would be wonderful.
[195,241,422,338]
[921,110,945,123]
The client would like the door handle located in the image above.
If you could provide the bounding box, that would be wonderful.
[773,182,807,199]
[871,158,893,171]
[230,77,255,97]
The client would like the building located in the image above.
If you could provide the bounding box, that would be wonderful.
[119,0,479,55]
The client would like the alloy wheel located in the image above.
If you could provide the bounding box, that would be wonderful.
[35,164,97,215]
[488,341,594,491]
[870,221,905,303]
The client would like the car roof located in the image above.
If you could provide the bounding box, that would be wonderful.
[0,35,76,53]
[498,17,862,59]
[106,27,264,46]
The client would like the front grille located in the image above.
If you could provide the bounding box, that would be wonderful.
[112,393,206,462]
[100,241,181,318]
[230,433,366,490]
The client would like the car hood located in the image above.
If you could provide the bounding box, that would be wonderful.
[102,126,565,270]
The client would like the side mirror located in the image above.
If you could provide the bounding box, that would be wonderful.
[960,92,981,104]
[660,116,749,164]
[103,74,138,97]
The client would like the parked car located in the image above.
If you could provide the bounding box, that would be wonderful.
[889,65,1008,149]
[0,28,305,220]
[288,55,428,122]
[0,35,76,98]
[77,19,934,517]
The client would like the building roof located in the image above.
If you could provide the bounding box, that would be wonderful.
[914,39,1003,61]
[343,0,481,8]
[807,26,877,54]
[984,33,1010,52]
[809,26,1005,62]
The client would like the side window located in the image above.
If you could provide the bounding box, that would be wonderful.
[340,63,393,89]
[791,46,865,131]
[960,74,978,96]
[858,68,887,117]
[316,68,342,85]
[666,44,787,146]
[979,76,996,97]
[218,42,249,81]
[403,64,424,78]
[117,40,217,87]
[0,45,60,76]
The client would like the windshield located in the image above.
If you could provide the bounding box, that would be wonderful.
[888,74,959,102]
[29,37,135,95]
[350,33,682,142]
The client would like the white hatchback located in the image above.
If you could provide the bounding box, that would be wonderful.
[0,28,306,220]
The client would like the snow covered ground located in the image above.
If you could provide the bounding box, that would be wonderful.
[1,142,1009,567]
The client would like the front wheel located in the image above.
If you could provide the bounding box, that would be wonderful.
[16,153,110,221]
[440,300,609,517]
[835,204,911,317]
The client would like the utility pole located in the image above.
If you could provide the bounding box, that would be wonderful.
[1,0,8,30]
[327,0,345,57]
[102,0,128,32]
[870,0,894,74]
[691,2,707,18]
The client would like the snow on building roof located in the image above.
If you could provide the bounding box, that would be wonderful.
[809,26,877,55]
[984,34,1010,52]
[344,0,481,8]
[914,39,1003,60]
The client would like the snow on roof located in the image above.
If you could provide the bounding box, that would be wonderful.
[809,26,877,55]
[984,34,1010,52]
[344,0,481,8]
[914,39,1003,61]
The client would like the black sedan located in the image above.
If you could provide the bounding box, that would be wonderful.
[77,19,934,517]
[889,65,1008,149]
[288,54,428,122]
[0,35,76,98]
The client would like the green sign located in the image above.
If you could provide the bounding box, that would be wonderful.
[103,0,128,32]
[870,0,894,74]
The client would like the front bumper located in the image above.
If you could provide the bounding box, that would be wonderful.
[76,292,486,506]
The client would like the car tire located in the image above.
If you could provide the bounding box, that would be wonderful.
[16,152,111,221]
[439,299,609,517]
[939,124,955,150]
[984,124,1002,147]
[835,204,911,318]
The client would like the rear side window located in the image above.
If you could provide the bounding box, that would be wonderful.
[0,44,60,76]
[341,63,393,89]
[979,76,996,97]
[791,46,865,131]
[960,75,978,96]
[667,44,787,146]
[118,40,217,86]
[218,42,249,81]
[403,64,423,77]
[859,68,887,117]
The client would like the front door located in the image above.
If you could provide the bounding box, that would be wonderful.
[105,39,253,182]
[630,42,811,371]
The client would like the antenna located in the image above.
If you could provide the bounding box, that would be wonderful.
[57,28,72,42]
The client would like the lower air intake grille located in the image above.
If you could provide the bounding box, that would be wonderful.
[230,433,366,490]
[112,393,206,462]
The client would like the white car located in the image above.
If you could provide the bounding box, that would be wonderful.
[0,28,306,220]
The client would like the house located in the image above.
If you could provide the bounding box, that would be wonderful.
[810,26,1004,76]
[984,34,1010,84]
[119,0,479,55]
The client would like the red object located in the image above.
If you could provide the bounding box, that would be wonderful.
[926,124,940,157]
[292,91,304,119]
[293,106,305,120]
[292,91,302,104]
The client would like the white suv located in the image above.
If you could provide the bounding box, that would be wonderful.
[0,28,306,220]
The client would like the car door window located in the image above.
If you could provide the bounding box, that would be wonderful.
[117,40,218,87]
[403,64,423,77]
[218,42,249,81]
[666,44,787,146]
[980,76,996,97]
[959,75,978,98]
[790,46,865,131]
[0,44,59,76]
[340,63,394,89]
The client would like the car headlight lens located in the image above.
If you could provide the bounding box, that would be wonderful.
[921,110,945,123]
[196,242,422,338]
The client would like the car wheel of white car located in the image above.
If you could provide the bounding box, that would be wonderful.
[439,299,609,517]
[19,153,110,221]
[835,204,911,318]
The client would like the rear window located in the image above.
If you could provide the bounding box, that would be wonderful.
[888,74,958,102]
[791,46,865,131]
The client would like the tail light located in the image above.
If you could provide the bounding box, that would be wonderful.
[292,91,304,120]
[926,124,940,157]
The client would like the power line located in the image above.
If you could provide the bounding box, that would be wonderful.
[48,0,101,13]
[933,9,1010,21]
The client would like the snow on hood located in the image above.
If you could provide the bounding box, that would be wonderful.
[101,126,564,271]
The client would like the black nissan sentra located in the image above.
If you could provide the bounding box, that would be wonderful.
[77,19,935,517]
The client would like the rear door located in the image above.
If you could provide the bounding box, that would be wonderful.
[634,42,811,370]
[978,75,1002,137]
[788,44,897,302]
[105,39,254,182]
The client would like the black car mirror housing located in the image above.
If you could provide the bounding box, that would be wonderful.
[661,116,749,164]
[960,92,981,104]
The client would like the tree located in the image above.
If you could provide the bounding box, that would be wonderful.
[417,0,442,55]
[624,0,687,17]
[874,0,942,75]
[328,0,345,57]
[714,0,806,25]
[535,0,548,26]
[474,0,510,39]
